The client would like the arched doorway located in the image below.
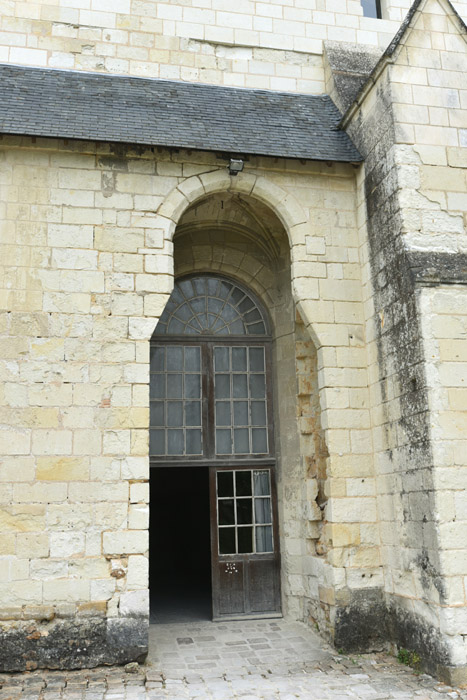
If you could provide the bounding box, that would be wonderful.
[149,274,281,621]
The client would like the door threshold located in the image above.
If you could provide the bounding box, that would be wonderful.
[212,612,283,622]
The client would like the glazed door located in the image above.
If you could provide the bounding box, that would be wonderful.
[210,466,281,620]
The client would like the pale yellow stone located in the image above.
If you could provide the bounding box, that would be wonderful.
[36,456,90,481]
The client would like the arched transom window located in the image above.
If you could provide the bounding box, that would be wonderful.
[154,276,268,337]
[150,275,274,463]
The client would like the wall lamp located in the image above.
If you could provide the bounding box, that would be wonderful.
[229,158,244,176]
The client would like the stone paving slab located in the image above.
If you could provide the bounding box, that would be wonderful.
[0,618,467,698]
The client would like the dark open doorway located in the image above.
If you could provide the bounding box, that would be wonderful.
[150,466,212,623]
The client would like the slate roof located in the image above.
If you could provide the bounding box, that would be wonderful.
[0,63,362,162]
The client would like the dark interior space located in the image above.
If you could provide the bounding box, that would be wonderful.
[150,466,212,623]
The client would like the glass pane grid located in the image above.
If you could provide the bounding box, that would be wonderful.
[217,470,273,555]
[150,345,202,457]
[154,276,267,336]
[214,346,268,456]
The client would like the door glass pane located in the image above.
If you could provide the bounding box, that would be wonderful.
[167,346,183,371]
[236,498,252,524]
[219,499,235,526]
[217,469,274,556]
[255,498,271,524]
[238,527,253,554]
[254,470,270,496]
[255,525,273,553]
[219,528,236,554]
[217,471,233,498]
[236,471,252,496]
[216,429,232,454]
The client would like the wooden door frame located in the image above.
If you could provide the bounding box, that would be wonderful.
[209,465,281,621]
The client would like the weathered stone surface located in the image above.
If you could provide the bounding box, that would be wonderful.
[0,618,148,672]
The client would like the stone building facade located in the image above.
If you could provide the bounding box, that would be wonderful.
[0,0,466,687]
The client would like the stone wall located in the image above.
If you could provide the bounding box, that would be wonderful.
[2,0,466,93]
[342,0,467,683]
[0,135,379,668]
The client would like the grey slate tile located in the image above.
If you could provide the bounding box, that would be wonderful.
[0,63,362,162]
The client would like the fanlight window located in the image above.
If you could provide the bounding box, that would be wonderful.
[154,276,267,336]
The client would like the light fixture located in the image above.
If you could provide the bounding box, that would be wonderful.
[228,158,244,176]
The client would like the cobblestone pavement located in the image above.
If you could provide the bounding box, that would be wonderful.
[1,618,467,699]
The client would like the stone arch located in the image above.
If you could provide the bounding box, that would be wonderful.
[156,171,308,248]
[154,170,325,350]
[152,188,329,621]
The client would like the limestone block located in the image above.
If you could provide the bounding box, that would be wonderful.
[43,579,90,604]
[127,555,149,589]
[128,317,157,340]
[50,531,85,558]
[0,427,31,455]
[16,533,49,559]
[110,292,144,316]
[119,589,149,617]
[36,456,90,481]
[103,530,149,555]
[327,497,377,523]
[0,581,42,607]
[123,364,149,384]
[47,504,93,530]
[68,482,128,503]
[94,503,128,529]
[103,430,131,455]
[113,253,144,273]
[68,558,110,579]
[0,505,45,533]
[48,224,94,249]
[43,292,91,314]
[130,482,149,503]
[90,579,116,601]
[0,456,35,482]
[13,483,67,504]
[32,430,72,455]
[95,227,144,253]
[128,504,149,529]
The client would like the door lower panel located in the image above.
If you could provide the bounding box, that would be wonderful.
[210,466,281,620]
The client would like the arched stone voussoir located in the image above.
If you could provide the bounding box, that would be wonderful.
[199,169,232,194]
[177,175,205,203]
[157,188,189,222]
[229,172,257,196]
[157,170,308,245]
